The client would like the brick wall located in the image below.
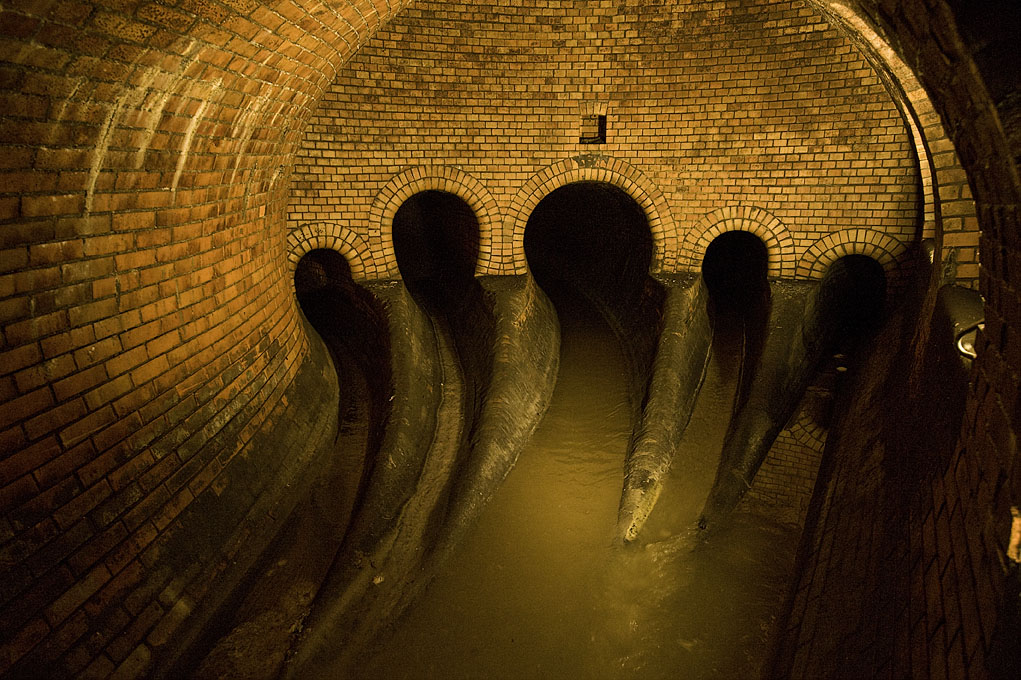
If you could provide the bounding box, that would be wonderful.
[288,0,924,282]
[0,0,411,677]
[771,2,1020,677]
[0,0,1006,678]
[743,414,827,528]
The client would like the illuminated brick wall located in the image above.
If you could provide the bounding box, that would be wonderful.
[288,0,924,282]
[0,0,1010,678]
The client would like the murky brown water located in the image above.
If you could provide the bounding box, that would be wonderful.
[353,302,798,679]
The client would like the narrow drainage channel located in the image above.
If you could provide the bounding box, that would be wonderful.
[346,300,798,680]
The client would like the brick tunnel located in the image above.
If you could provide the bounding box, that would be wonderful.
[0,0,1019,678]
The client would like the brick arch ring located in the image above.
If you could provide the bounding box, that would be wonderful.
[796,229,909,282]
[681,206,796,278]
[505,156,679,275]
[369,166,503,278]
[287,222,376,281]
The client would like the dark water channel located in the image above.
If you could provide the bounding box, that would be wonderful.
[350,300,799,679]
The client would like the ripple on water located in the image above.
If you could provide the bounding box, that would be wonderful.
[351,314,799,680]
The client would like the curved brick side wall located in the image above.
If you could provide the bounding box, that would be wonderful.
[288,0,922,281]
[809,0,980,285]
[771,1,1020,677]
[0,0,410,677]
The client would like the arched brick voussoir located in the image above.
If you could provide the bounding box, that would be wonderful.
[287,223,376,281]
[681,205,797,279]
[506,157,679,275]
[369,166,503,278]
[796,229,911,292]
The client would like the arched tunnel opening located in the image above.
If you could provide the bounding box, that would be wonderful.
[701,230,770,304]
[392,189,481,312]
[294,248,393,462]
[523,181,662,415]
[391,189,494,473]
[524,181,654,321]
[700,230,772,411]
[698,252,889,533]
[815,254,887,355]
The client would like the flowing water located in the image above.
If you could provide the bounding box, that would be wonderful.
[354,300,799,679]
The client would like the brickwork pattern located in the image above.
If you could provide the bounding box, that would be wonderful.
[743,431,826,529]
[370,165,501,277]
[0,0,410,676]
[0,0,1003,678]
[772,2,1020,677]
[812,0,981,284]
[681,205,796,278]
[288,0,923,282]
[287,223,377,280]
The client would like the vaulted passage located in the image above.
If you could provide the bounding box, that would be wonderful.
[702,230,770,306]
[524,181,653,312]
[1,2,1018,679]
[349,254,796,680]
[814,254,887,353]
[392,190,480,310]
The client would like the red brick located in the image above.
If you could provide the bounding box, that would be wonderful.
[44,563,111,627]
[24,397,86,441]
[53,364,109,402]
[1,450,41,503]
[0,424,26,454]
[0,196,19,220]
[84,373,133,412]
[34,439,94,489]
[0,343,43,376]
[0,387,54,430]
[130,355,170,387]
[53,479,112,531]
[104,346,148,378]
[58,405,114,448]
[21,193,84,218]
[72,336,123,370]
[68,298,118,329]
[92,413,141,453]
[1,616,50,672]
[0,436,60,482]
[5,310,68,345]
[0,247,28,273]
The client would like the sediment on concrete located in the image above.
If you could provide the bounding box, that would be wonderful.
[764,252,987,678]
[281,273,559,678]
[616,273,712,543]
[283,280,444,675]
[435,274,560,555]
[137,320,340,680]
[697,281,818,531]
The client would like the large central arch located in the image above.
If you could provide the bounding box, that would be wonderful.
[507,157,679,275]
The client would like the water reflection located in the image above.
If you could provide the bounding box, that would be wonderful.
[353,301,797,679]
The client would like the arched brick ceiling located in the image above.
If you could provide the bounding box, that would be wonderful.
[0,1,1014,677]
[289,0,932,282]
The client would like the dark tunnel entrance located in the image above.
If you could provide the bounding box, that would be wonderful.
[293,248,392,506]
[700,230,772,411]
[701,230,770,303]
[524,181,653,315]
[816,254,887,351]
[392,190,480,311]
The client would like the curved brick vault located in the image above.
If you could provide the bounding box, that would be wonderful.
[0,0,1016,678]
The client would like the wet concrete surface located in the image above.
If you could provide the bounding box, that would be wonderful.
[347,298,799,679]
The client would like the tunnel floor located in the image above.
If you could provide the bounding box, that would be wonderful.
[339,299,800,680]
